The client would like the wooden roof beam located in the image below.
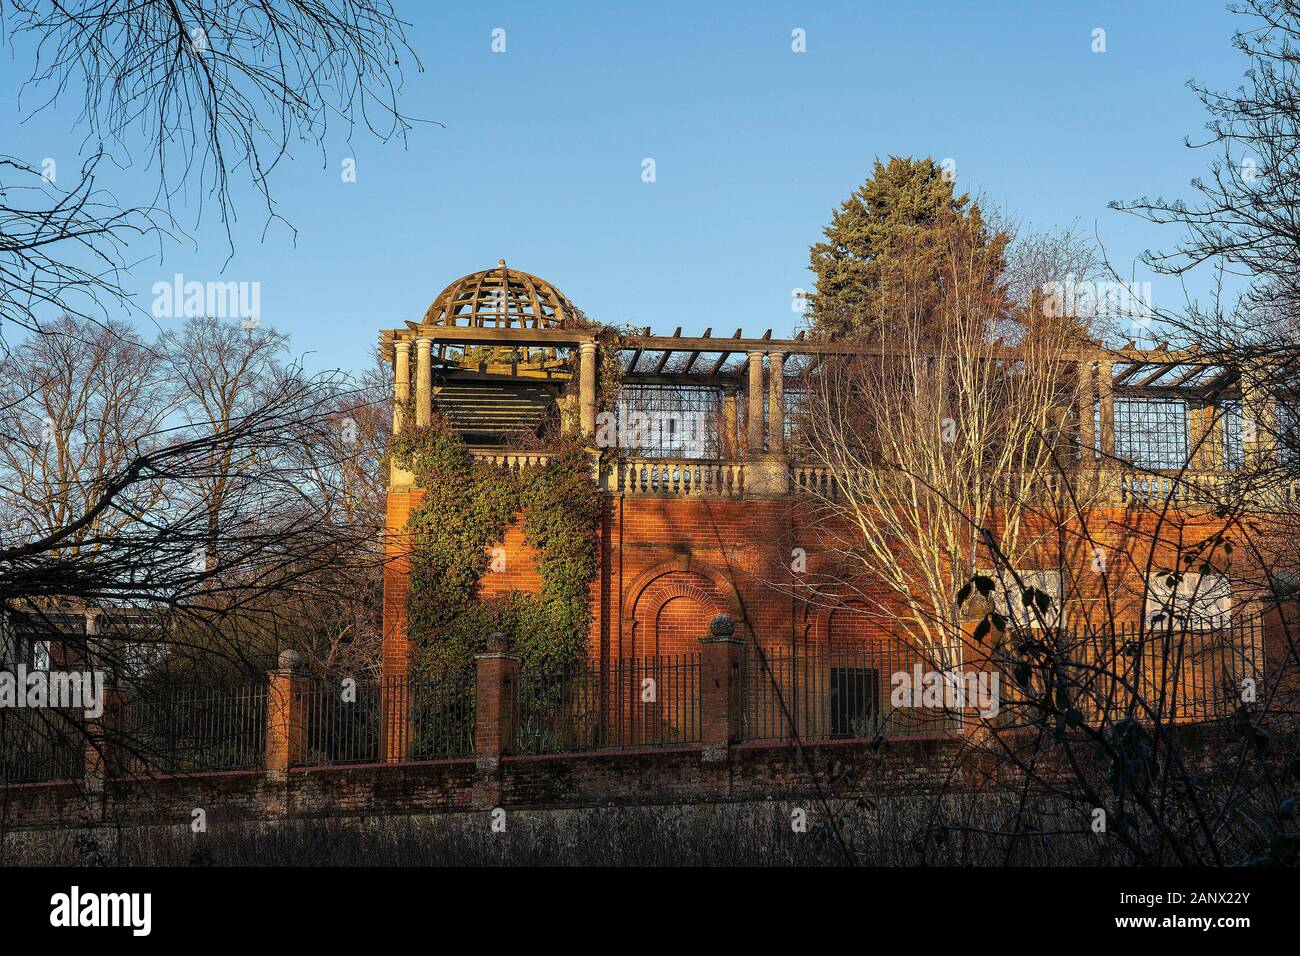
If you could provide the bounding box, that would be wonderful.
[1134,365,1176,388]
[1167,364,1212,388]
[683,328,710,373]
[1112,363,1146,386]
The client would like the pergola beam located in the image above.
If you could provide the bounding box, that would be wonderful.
[384,327,1233,371]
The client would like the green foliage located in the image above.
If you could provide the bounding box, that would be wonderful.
[808,155,1009,339]
[390,417,599,678]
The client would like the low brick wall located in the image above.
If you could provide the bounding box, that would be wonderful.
[0,737,979,833]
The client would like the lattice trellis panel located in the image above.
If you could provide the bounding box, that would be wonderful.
[618,385,723,459]
[1114,397,1189,469]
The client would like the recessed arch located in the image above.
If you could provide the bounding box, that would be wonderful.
[621,556,745,657]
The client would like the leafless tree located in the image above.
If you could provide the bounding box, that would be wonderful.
[0,153,163,341]
[0,0,417,787]
[0,315,172,558]
[789,226,1092,664]
[7,0,418,234]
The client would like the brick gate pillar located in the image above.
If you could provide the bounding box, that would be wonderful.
[1262,598,1300,705]
[266,649,307,782]
[700,614,744,763]
[84,685,125,788]
[474,633,519,770]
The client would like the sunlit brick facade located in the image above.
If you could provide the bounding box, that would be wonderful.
[380,264,1290,716]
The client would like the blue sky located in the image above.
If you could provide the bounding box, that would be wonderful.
[2,1,1252,371]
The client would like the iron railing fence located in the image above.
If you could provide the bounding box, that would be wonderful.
[1009,615,1269,726]
[741,617,1267,743]
[0,616,1269,782]
[381,674,476,761]
[741,643,963,742]
[512,655,701,754]
[117,683,267,774]
[0,708,84,784]
[303,676,381,765]
[303,674,476,766]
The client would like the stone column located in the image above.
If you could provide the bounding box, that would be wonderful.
[266,649,307,783]
[393,340,411,433]
[699,615,744,764]
[1188,399,1215,470]
[747,351,766,457]
[1097,360,1115,462]
[767,351,785,458]
[1242,362,1277,471]
[559,394,577,436]
[1076,359,1095,462]
[415,337,432,428]
[721,389,738,459]
[578,340,598,439]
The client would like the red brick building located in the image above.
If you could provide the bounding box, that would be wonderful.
[380,263,1286,734]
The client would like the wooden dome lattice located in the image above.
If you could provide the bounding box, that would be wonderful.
[422,260,575,329]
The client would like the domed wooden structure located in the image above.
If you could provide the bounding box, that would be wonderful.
[421,260,575,329]
[378,261,590,447]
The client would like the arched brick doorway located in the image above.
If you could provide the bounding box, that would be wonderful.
[613,558,744,746]
[621,557,744,659]
[633,577,724,656]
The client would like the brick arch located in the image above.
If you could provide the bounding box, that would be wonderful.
[828,602,874,648]
[801,594,894,652]
[801,594,929,676]
[621,557,744,658]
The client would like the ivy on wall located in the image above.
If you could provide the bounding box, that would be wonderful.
[389,416,601,678]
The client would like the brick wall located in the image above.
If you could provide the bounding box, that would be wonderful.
[385,480,1286,676]
[0,739,967,832]
[2,721,1251,834]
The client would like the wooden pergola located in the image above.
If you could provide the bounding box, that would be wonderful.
[380,263,1275,473]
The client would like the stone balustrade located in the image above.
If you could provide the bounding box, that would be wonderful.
[465,449,1300,510]
[608,458,746,497]
[468,450,556,472]
[791,464,835,496]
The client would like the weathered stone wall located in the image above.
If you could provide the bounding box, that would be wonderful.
[0,738,971,834]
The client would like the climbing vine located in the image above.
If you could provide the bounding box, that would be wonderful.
[388,415,602,678]
[385,314,632,677]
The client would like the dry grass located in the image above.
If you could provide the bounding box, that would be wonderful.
[3,792,1128,866]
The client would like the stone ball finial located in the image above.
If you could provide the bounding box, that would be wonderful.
[1273,569,1300,599]
[709,614,736,638]
[486,631,510,653]
[278,649,302,672]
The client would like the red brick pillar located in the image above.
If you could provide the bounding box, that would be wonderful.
[1262,598,1300,707]
[381,673,411,763]
[84,684,125,787]
[700,614,744,763]
[474,633,519,770]
[266,649,307,782]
